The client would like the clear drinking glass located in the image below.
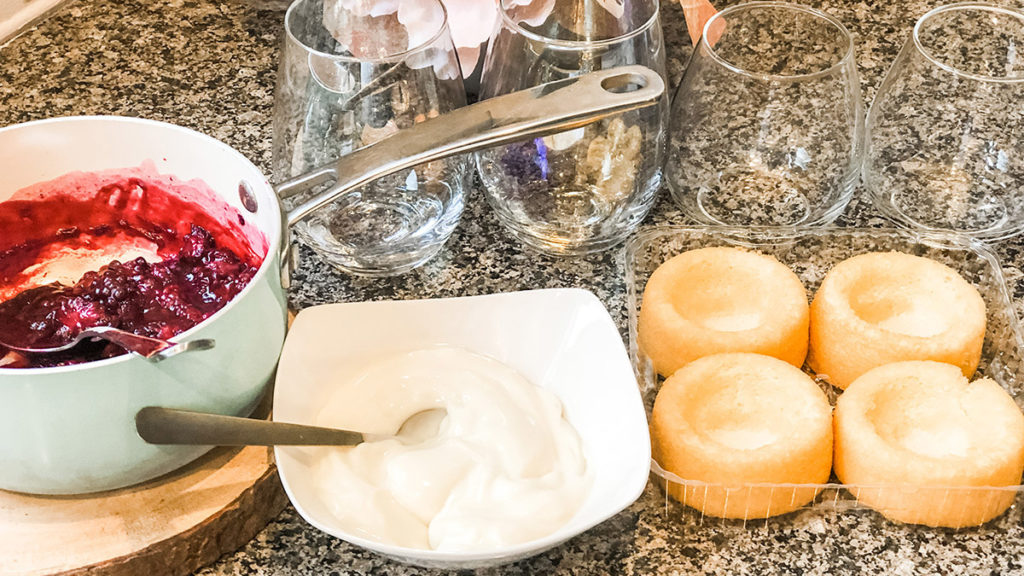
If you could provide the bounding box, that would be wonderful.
[666,2,863,227]
[864,3,1024,240]
[272,0,468,276]
[475,0,669,255]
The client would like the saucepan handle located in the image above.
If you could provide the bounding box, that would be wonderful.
[274,65,665,227]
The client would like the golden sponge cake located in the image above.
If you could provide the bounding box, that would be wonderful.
[651,353,832,519]
[808,251,985,389]
[639,247,809,378]
[835,361,1024,527]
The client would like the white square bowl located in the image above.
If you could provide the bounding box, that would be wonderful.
[273,288,650,569]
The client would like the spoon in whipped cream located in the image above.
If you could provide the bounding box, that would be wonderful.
[135,406,444,447]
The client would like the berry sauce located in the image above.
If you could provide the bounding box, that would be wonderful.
[0,166,267,369]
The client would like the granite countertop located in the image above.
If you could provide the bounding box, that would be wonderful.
[4,0,1024,574]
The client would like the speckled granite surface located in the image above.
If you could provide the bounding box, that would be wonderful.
[4,0,1024,574]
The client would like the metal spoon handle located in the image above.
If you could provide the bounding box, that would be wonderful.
[84,326,173,356]
[135,406,364,446]
[85,326,215,362]
[277,65,665,226]
[0,326,214,362]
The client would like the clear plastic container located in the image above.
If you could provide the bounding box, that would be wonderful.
[625,225,1024,530]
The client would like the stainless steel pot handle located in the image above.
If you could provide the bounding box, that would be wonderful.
[274,65,665,227]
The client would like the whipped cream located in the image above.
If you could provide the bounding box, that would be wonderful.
[314,346,590,552]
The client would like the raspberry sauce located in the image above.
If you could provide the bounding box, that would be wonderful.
[0,166,267,369]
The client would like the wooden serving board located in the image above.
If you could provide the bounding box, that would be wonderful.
[0,443,288,576]
[2,314,296,576]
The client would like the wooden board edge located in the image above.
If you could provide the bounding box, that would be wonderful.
[55,462,288,576]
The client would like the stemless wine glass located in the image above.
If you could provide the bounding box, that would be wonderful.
[667,2,863,227]
[475,0,669,255]
[272,0,468,276]
[864,3,1024,240]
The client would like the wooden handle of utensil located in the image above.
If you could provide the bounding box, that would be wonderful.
[680,0,725,47]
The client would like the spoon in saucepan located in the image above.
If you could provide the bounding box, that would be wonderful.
[135,406,446,447]
[0,326,215,362]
